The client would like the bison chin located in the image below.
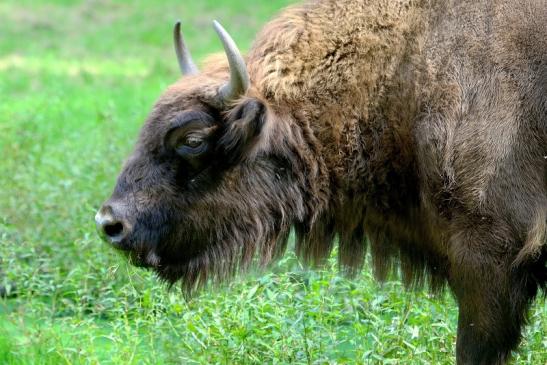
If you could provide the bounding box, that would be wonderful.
[107,236,164,270]
[124,246,161,269]
[147,226,291,294]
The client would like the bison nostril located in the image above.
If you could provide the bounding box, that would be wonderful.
[95,206,129,244]
[104,222,124,238]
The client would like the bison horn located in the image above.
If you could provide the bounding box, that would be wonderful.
[213,20,250,103]
[173,20,199,75]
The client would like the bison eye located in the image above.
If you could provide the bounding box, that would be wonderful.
[178,135,203,149]
[184,136,201,148]
[164,111,217,159]
[174,133,207,156]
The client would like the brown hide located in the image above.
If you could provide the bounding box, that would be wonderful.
[98,1,546,364]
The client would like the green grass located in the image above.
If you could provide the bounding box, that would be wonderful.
[0,0,545,364]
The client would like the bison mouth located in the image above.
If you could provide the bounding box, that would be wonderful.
[124,238,223,289]
[109,242,160,269]
[127,248,161,269]
[113,234,209,280]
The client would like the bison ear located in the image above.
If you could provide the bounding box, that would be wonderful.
[217,98,266,164]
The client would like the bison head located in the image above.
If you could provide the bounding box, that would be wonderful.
[95,21,314,292]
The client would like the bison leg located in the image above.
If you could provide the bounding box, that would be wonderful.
[448,228,535,365]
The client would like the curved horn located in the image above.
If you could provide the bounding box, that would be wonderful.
[173,20,198,75]
[213,20,250,102]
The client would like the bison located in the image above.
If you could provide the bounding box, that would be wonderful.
[95,0,546,363]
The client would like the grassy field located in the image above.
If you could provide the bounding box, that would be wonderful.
[0,0,545,364]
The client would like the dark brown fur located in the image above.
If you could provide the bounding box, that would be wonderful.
[98,1,546,363]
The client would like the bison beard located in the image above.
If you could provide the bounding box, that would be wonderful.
[96,0,547,364]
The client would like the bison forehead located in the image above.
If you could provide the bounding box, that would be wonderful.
[137,75,229,144]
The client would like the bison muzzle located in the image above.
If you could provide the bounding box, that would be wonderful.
[96,1,546,364]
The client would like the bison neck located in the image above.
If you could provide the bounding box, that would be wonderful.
[246,0,446,280]
[248,0,427,216]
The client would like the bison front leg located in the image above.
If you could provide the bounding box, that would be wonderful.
[448,228,534,365]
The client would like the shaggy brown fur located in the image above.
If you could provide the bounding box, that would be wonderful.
[97,1,546,364]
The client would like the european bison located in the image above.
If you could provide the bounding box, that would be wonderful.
[96,0,546,363]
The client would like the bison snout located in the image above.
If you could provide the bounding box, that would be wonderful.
[95,203,131,247]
